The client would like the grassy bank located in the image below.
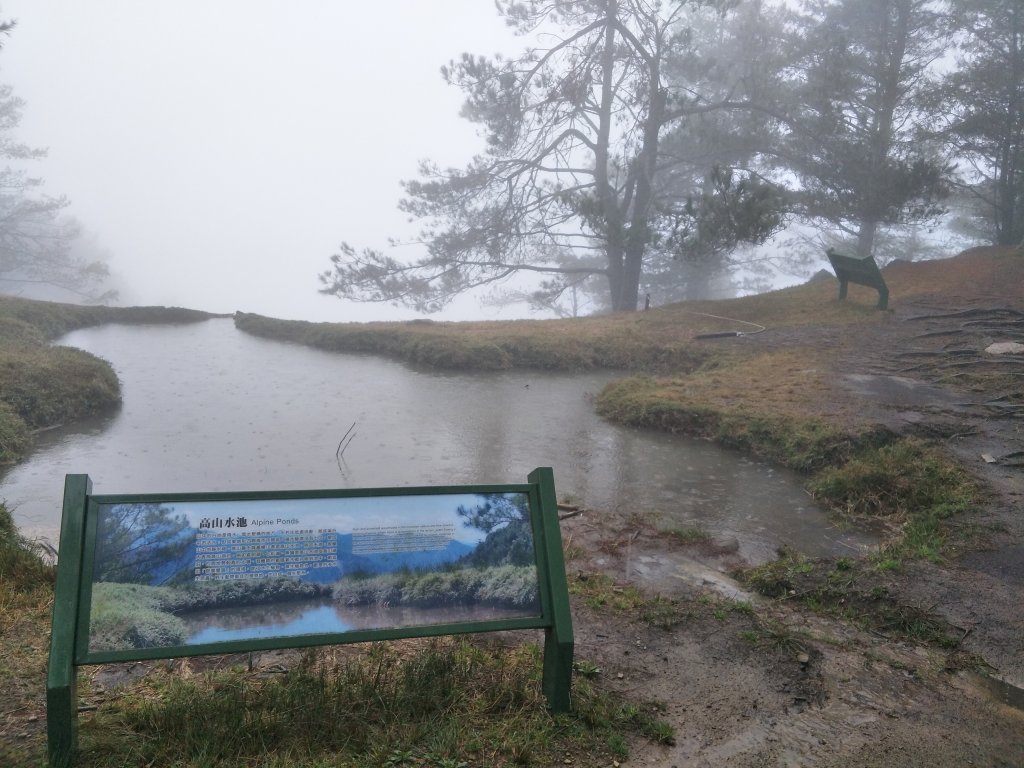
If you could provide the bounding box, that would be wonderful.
[0,501,54,592]
[332,565,539,610]
[593,355,859,472]
[235,310,717,372]
[0,295,222,466]
[596,366,983,561]
[590,359,983,641]
[236,253,923,373]
[89,579,334,651]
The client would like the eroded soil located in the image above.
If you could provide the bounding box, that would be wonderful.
[563,505,1024,767]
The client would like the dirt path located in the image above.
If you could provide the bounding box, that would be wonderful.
[831,295,1024,690]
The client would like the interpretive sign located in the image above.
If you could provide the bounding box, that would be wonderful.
[48,469,573,767]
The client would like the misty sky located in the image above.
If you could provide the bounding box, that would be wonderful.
[1,1,525,321]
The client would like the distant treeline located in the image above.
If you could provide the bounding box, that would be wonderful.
[332,565,540,611]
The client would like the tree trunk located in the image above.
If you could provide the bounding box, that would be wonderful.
[996,0,1023,245]
[856,0,908,261]
[606,242,626,310]
[595,0,631,311]
[618,27,667,312]
[856,220,878,259]
[616,241,644,311]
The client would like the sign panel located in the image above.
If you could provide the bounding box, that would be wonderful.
[49,470,573,766]
[85,492,541,654]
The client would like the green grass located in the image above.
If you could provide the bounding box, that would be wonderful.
[333,565,540,610]
[0,345,120,430]
[88,580,336,652]
[568,572,688,630]
[73,639,673,767]
[0,401,30,470]
[663,525,712,545]
[0,295,219,339]
[89,583,190,651]
[738,551,958,648]
[0,502,54,593]
[809,437,982,561]
[741,623,808,656]
[570,571,769,635]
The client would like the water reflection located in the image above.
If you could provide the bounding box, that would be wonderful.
[1,319,874,562]
[187,601,349,644]
[184,597,532,645]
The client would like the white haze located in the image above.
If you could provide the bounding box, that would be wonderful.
[0,1,525,321]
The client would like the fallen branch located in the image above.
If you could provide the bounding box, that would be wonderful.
[336,422,356,457]
[907,307,1023,322]
[938,359,1024,370]
[336,422,357,468]
[946,430,980,441]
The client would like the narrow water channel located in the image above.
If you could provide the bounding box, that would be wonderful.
[1,318,871,563]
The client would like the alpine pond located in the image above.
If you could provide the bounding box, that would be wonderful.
[1,318,872,564]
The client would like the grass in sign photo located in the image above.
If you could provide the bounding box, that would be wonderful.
[86,493,542,653]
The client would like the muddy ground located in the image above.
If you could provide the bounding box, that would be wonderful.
[561,248,1024,766]
[563,510,1023,767]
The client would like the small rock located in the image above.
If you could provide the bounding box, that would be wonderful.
[617,672,625,679]
[985,342,1024,355]
[798,652,810,665]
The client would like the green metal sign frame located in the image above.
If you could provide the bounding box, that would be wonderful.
[47,468,573,767]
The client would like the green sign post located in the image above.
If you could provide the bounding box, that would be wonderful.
[47,468,573,767]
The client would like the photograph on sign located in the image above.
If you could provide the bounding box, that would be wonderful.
[86,492,540,652]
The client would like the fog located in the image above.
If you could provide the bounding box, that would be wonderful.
[0,1,524,321]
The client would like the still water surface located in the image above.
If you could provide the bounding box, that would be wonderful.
[184,599,531,645]
[1,318,869,562]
